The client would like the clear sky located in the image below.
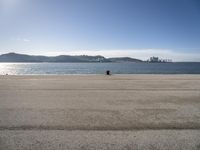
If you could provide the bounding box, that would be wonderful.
[0,0,200,61]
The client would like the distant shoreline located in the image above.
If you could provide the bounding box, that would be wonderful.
[1,61,200,63]
[0,52,143,63]
[0,61,174,63]
[1,52,199,63]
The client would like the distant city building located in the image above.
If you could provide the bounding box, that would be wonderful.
[149,56,159,62]
[148,56,172,63]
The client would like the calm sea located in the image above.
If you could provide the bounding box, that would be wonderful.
[0,62,200,75]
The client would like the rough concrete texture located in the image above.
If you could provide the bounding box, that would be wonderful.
[1,130,200,150]
[0,75,200,149]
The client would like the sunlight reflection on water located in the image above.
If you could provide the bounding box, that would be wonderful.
[0,63,43,75]
[0,63,19,75]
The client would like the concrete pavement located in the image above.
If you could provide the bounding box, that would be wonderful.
[0,75,200,149]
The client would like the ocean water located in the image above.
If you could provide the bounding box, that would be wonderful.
[0,62,200,75]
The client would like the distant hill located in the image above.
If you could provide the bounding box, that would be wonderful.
[0,53,49,62]
[0,53,143,63]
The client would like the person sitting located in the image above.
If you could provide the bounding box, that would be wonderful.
[106,70,111,75]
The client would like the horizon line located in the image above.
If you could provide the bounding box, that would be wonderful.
[0,49,200,62]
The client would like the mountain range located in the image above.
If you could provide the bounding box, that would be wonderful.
[0,53,143,63]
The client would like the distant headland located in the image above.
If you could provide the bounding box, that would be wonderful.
[0,52,172,63]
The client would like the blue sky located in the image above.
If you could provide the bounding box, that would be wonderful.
[0,0,200,61]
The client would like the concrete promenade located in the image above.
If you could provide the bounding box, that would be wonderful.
[0,75,200,149]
